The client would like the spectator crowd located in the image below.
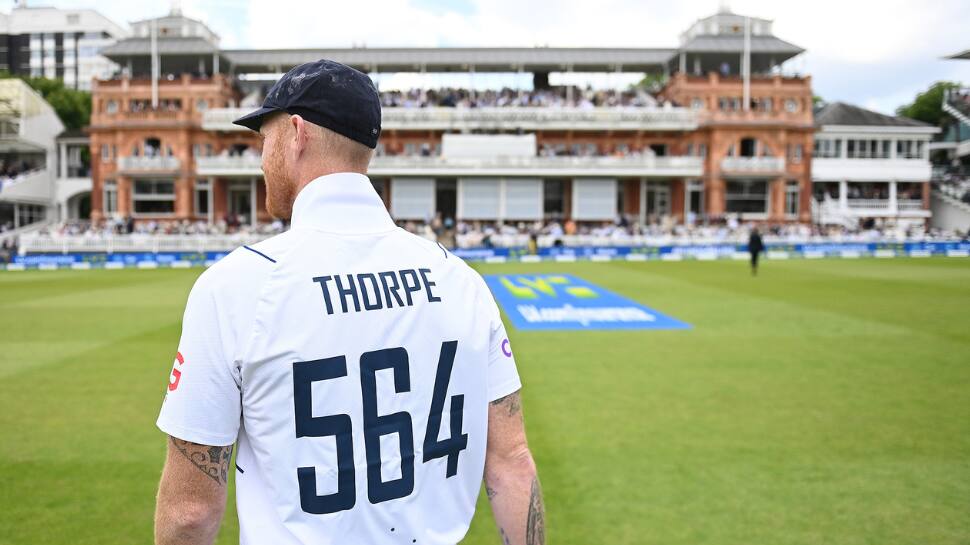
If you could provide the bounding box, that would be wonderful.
[379,87,663,109]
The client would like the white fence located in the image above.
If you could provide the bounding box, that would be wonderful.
[20,230,956,254]
[20,233,270,254]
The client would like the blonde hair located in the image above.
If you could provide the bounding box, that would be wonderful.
[307,122,374,172]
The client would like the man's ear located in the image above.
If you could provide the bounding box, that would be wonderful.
[289,114,308,154]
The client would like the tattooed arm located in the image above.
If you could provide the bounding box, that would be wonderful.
[484,391,545,545]
[154,436,233,545]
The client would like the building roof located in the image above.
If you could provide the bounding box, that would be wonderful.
[101,37,218,56]
[222,47,677,73]
[680,34,803,55]
[814,101,931,128]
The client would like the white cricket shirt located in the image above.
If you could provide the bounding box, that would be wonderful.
[157,172,521,545]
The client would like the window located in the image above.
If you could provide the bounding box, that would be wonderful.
[740,138,757,157]
[725,180,768,214]
[132,179,176,215]
[848,139,890,159]
[103,181,117,215]
[691,98,704,110]
[718,97,741,111]
[100,144,110,161]
[784,99,798,112]
[814,138,842,158]
[789,144,803,163]
[813,181,840,202]
[105,100,118,114]
[785,181,799,216]
[195,98,208,111]
[194,180,210,216]
[543,179,565,220]
[897,140,924,159]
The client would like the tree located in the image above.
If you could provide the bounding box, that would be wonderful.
[0,72,91,131]
[634,72,668,93]
[896,81,961,126]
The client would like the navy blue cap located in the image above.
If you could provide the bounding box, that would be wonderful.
[232,59,382,149]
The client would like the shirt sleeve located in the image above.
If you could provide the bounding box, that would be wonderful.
[156,271,242,446]
[483,284,521,402]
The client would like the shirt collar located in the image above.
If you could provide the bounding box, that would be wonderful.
[289,172,396,234]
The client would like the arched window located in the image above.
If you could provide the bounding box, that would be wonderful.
[739,137,757,157]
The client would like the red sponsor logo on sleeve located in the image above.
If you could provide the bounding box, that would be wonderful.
[167,351,185,391]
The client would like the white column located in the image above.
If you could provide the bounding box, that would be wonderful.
[213,53,219,75]
[566,65,574,104]
[742,16,751,111]
[150,18,159,109]
[889,180,898,213]
[840,138,848,159]
[250,177,257,227]
[839,180,848,210]
[889,138,897,160]
[59,142,67,179]
[679,51,686,74]
[13,203,19,228]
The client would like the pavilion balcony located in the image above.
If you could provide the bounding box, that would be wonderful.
[117,156,181,174]
[194,154,703,178]
[202,106,699,132]
[720,156,786,176]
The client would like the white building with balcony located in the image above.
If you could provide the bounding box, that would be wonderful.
[811,102,938,227]
[0,78,64,231]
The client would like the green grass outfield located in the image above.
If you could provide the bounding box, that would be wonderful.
[1,258,968,545]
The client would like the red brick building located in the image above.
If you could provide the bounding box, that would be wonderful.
[84,9,853,229]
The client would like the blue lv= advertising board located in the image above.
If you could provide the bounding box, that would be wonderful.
[484,274,691,331]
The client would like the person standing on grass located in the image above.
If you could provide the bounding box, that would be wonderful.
[153,60,544,545]
[749,227,764,276]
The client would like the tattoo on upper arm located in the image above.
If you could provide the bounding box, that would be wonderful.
[170,437,233,485]
[490,391,521,417]
[526,475,545,545]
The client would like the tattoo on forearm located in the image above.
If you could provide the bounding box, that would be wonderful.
[170,437,233,485]
[486,484,498,500]
[526,475,545,545]
[490,392,521,417]
[499,527,512,545]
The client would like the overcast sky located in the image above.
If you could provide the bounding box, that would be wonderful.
[11,0,970,114]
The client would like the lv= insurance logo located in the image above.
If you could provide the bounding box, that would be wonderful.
[486,274,691,331]
[498,275,598,300]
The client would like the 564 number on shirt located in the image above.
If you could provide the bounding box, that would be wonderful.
[293,340,467,514]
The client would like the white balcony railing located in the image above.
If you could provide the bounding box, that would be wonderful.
[195,155,262,176]
[203,106,699,132]
[847,199,890,209]
[117,156,181,172]
[196,154,703,177]
[720,156,786,174]
[897,199,924,211]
